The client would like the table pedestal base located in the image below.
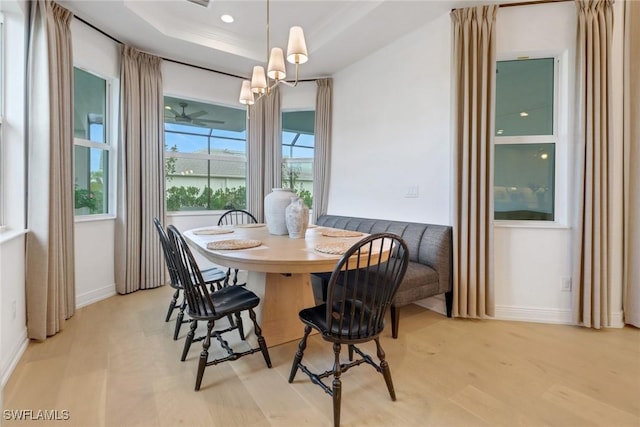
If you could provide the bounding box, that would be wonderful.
[247,271,317,347]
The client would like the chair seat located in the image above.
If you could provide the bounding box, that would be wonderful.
[189,285,260,321]
[299,300,381,340]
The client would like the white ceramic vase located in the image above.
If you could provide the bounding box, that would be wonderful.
[285,197,309,239]
[264,188,296,235]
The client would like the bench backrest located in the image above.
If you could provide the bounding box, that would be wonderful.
[316,215,452,292]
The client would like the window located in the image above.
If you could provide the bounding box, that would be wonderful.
[73,67,111,216]
[164,96,247,212]
[281,110,314,209]
[494,57,557,221]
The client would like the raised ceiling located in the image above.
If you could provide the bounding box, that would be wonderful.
[58,0,508,80]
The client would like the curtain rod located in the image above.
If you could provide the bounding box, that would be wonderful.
[453,0,573,11]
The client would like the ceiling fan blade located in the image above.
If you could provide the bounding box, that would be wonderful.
[188,111,208,119]
[165,107,181,117]
[191,119,215,128]
[197,118,225,124]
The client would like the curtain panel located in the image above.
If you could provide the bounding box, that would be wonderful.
[115,46,166,294]
[247,87,282,221]
[572,0,615,329]
[623,0,640,327]
[450,5,497,318]
[25,0,75,340]
[312,78,332,224]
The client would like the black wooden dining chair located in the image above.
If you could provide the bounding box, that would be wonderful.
[167,224,272,391]
[153,217,226,340]
[288,233,409,427]
[217,209,258,286]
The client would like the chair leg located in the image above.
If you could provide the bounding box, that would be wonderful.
[348,344,354,361]
[234,312,245,340]
[195,320,214,391]
[332,342,343,427]
[390,305,400,339]
[165,289,179,322]
[288,325,311,382]
[445,290,453,318]
[181,319,197,362]
[174,298,188,340]
[375,338,396,401]
[248,308,271,368]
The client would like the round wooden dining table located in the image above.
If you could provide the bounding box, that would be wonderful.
[183,224,383,347]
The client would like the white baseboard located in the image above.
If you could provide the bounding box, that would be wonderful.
[1,329,28,388]
[76,284,116,309]
[494,305,573,324]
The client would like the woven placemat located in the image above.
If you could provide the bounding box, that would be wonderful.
[321,229,363,238]
[193,228,234,235]
[315,242,369,255]
[234,223,266,228]
[207,239,262,250]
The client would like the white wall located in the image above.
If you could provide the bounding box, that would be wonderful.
[0,0,28,389]
[71,19,120,307]
[493,2,578,324]
[331,13,452,226]
[329,2,612,324]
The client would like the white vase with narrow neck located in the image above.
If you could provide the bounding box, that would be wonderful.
[264,188,296,235]
[285,197,309,239]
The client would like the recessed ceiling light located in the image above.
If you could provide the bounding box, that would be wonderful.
[221,14,234,23]
[541,153,548,160]
[164,105,171,110]
[519,111,529,117]
[497,129,504,135]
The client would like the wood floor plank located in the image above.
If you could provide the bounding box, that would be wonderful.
[3,284,639,427]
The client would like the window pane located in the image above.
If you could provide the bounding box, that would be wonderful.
[165,157,246,211]
[165,128,209,154]
[74,68,106,143]
[495,58,554,136]
[494,143,555,221]
[164,96,247,211]
[74,146,109,214]
[282,111,315,209]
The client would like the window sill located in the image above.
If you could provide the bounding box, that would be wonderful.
[167,210,227,217]
[494,220,570,230]
[74,214,116,223]
[0,227,28,245]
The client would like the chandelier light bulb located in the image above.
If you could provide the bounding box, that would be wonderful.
[251,66,267,94]
[287,26,308,64]
[239,80,255,105]
[267,48,286,80]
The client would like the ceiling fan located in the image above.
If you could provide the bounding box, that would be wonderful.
[164,102,224,127]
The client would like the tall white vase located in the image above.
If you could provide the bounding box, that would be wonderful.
[285,197,309,239]
[264,188,296,235]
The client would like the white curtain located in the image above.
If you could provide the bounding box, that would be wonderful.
[25,0,75,340]
[623,0,640,327]
[312,79,332,223]
[450,5,497,318]
[247,86,281,221]
[572,0,614,328]
[115,46,166,294]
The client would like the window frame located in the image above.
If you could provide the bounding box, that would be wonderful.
[281,109,315,210]
[493,53,568,228]
[73,66,115,220]
[164,97,248,214]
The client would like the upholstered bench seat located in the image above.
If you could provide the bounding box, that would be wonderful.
[312,214,453,338]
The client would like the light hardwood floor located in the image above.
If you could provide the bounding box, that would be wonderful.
[3,283,639,427]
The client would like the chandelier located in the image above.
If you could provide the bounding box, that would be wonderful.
[239,0,308,105]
